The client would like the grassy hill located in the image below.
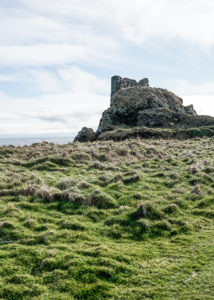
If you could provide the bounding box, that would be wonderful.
[0,137,214,299]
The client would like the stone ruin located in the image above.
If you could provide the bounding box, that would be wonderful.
[74,75,214,142]
[111,76,149,99]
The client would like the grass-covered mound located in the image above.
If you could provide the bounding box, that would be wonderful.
[98,125,214,141]
[0,138,214,299]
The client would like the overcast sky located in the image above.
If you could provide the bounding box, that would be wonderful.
[1,0,214,137]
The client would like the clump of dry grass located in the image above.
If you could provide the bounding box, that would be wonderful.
[118,206,130,214]
[78,181,91,189]
[115,147,129,156]
[24,184,38,196]
[91,161,106,170]
[87,190,117,209]
[133,193,143,200]
[23,218,38,229]
[137,219,151,233]
[108,174,122,184]
[37,185,61,202]
[123,173,140,184]
[203,167,214,174]
[133,202,163,220]
[62,191,86,204]
[3,202,21,215]
[169,172,179,180]
[155,220,172,231]
[163,204,179,214]
[57,178,77,190]
[188,164,201,174]
[71,152,91,162]
[0,220,14,229]
[191,185,201,195]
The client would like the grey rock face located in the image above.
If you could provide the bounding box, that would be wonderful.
[184,105,197,115]
[97,78,214,135]
[74,127,96,143]
[111,75,149,99]
[138,78,149,87]
[74,75,214,141]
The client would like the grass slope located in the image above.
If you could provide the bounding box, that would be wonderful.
[0,137,214,299]
[98,125,214,141]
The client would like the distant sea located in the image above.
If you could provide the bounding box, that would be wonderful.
[0,136,74,147]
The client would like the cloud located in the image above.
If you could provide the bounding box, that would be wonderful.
[34,111,97,125]
[112,0,214,48]
[166,79,214,116]
[0,45,87,66]
[1,0,214,68]
[0,0,214,136]
[183,95,214,116]
[0,73,25,82]
[35,115,70,125]
[0,92,108,136]
[27,69,63,93]
[57,67,109,95]
[0,66,109,95]
[0,1,120,67]
[18,0,214,49]
[0,68,110,136]
[0,15,70,45]
[170,79,214,96]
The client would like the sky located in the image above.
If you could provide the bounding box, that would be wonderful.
[0,0,214,137]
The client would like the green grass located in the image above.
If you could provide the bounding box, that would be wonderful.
[98,125,214,141]
[0,138,214,299]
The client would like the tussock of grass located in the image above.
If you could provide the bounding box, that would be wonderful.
[123,173,140,184]
[57,178,77,190]
[132,202,163,220]
[88,190,117,209]
[164,203,179,214]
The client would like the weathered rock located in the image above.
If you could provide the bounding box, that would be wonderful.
[74,75,214,141]
[138,78,149,87]
[97,76,214,135]
[184,104,197,115]
[111,75,149,99]
[73,127,96,143]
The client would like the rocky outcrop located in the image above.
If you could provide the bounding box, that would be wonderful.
[96,76,214,135]
[74,75,214,142]
[97,85,198,134]
[184,104,197,115]
[73,127,96,143]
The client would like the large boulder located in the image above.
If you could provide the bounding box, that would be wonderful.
[73,127,96,143]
